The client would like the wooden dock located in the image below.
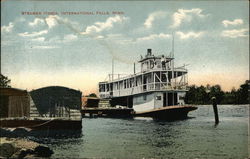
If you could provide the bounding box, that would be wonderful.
[81,108,134,118]
[0,118,82,130]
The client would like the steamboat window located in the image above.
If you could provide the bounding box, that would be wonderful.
[106,84,109,91]
[179,95,184,100]
[119,81,123,89]
[99,84,105,92]
[124,80,127,89]
[155,72,160,82]
[110,83,113,91]
[156,96,161,100]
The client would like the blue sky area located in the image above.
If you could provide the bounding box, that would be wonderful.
[1,0,249,94]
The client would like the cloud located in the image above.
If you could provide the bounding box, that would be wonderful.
[1,18,26,34]
[18,30,48,37]
[44,34,78,43]
[47,15,81,34]
[31,37,45,42]
[1,22,14,33]
[103,33,170,44]
[2,16,82,50]
[137,33,171,41]
[63,34,78,42]
[221,29,248,38]
[81,15,129,35]
[144,11,167,29]
[28,15,63,29]
[32,45,59,49]
[28,16,80,34]
[29,18,45,27]
[106,34,123,38]
[103,34,134,44]
[176,31,204,39]
[45,15,59,29]
[222,19,244,27]
[170,8,206,28]
[95,35,104,39]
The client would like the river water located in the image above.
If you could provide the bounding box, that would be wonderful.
[38,105,248,159]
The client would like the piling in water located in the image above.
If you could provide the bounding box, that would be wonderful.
[212,97,219,124]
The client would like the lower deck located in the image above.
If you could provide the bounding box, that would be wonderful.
[134,105,197,120]
[108,91,186,113]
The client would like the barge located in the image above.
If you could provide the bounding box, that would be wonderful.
[0,87,82,136]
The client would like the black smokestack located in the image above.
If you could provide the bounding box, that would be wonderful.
[147,49,152,56]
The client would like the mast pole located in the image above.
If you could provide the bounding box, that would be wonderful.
[112,58,114,81]
[171,32,175,83]
[172,31,174,58]
[172,32,175,105]
[134,62,136,74]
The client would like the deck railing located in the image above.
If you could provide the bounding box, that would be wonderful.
[99,82,187,98]
[105,67,187,83]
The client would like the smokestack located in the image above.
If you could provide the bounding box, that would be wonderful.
[147,49,152,56]
[134,62,136,74]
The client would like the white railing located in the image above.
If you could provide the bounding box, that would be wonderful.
[99,82,187,98]
[104,67,187,83]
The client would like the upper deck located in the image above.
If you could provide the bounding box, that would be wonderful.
[99,49,188,98]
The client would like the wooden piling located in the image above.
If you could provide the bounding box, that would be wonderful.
[212,97,219,124]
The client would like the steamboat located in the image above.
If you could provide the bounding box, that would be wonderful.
[98,48,197,120]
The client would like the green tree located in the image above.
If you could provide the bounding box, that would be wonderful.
[0,74,11,88]
[197,85,209,104]
[185,81,249,105]
[88,93,97,97]
[209,85,224,104]
[221,91,234,104]
[237,80,249,104]
[185,85,210,104]
[230,87,239,104]
[184,85,196,104]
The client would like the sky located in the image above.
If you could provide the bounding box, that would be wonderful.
[1,0,249,95]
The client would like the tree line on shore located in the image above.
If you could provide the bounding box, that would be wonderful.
[1,74,249,104]
[184,80,249,105]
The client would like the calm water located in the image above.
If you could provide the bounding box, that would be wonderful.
[38,105,249,159]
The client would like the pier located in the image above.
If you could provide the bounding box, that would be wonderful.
[81,107,134,118]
